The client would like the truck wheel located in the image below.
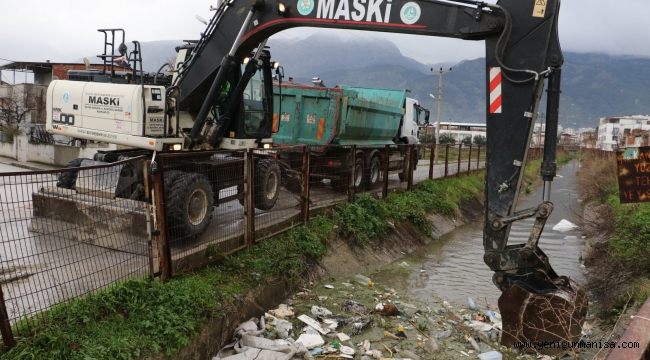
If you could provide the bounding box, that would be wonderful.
[366,156,382,189]
[57,158,85,189]
[166,172,214,240]
[254,159,281,210]
[352,157,365,191]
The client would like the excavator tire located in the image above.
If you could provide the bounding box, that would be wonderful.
[254,159,281,210]
[165,171,214,241]
[56,158,85,189]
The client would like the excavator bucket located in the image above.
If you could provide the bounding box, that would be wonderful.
[499,276,588,355]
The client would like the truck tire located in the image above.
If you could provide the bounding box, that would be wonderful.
[352,157,365,192]
[366,155,382,189]
[254,159,281,210]
[165,172,214,240]
[56,158,85,189]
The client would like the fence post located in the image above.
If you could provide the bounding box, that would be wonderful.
[444,144,450,177]
[456,143,462,177]
[349,145,356,202]
[407,145,415,190]
[476,145,481,169]
[382,145,389,198]
[467,143,472,173]
[0,285,15,348]
[150,158,172,281]
[301,146,310,223]
[428,143,435,180]
[143,161,155,279]
[245,149,255,246]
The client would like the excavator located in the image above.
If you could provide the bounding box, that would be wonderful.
[45,0,586,352]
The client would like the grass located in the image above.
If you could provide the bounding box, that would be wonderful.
[2,173,485,359]
[577,152,650,314]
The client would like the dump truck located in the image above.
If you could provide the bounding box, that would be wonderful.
[272,82,428,190]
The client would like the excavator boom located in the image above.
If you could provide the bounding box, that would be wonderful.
[173,0,586,352]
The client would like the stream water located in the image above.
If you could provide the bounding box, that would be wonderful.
[373,160,586,308]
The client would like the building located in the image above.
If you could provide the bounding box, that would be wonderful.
[0,61,130,86]
[419,122,486,144]
[597,115,650,151]
[578,128,597,149]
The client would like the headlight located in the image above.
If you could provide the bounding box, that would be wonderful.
[172,144,182,151]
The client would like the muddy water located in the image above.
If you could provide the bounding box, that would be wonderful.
[373,160,586,308]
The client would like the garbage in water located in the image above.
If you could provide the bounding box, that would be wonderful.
[552,219,578,232]
[212,274,550,360]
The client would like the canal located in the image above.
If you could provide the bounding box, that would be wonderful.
[373,160,586,308]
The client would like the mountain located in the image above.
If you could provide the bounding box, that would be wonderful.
[136,35,650,128]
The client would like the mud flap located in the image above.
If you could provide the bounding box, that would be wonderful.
[499,279,588,356]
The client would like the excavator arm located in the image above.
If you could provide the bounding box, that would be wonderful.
[174,0,586,351]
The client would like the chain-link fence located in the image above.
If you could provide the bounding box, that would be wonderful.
[0,143,490,347]
[0,157,153,346]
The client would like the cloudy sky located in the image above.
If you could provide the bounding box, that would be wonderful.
[0,0,648,71]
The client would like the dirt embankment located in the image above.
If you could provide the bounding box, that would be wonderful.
[169,198,484,360]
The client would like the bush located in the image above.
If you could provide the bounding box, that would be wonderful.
[438,133,456,144]
[473,135,486,146]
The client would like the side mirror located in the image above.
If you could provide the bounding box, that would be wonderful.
[424,110,431,124]
[275,65,285,80]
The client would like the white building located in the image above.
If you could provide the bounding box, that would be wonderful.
[597,115,650,151]
[435,122,486,143]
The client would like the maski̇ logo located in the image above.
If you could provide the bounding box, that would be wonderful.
[314,0,393,23]
[399,2,420,25]
[88,96,120,106]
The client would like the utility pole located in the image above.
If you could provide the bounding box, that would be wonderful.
[432,67,452,144]
[430,66,451,163]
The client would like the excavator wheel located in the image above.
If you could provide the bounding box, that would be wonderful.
[254,159,281,210]
[499,278,588,356]
[165,171,214,241]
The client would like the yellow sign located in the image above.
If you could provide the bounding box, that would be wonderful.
[532,0,547,18]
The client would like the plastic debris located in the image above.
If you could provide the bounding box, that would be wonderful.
[270,318,292,339]
[380,303,399,316]
[235,317,265,337]
[552,219,578,232]
[350,317,372,335]
[395,324,407,338]
[355,274,374,288]
[340,345,355,355]
[467,336,481,352]
[324,284,334,289]
[341,300,368,314]
[309,347,323,356]
[336,332,350,342]
[296,333,325,349]
[466,297,477,310]
[477,350,503,360]
[311,305,333,317]
[267,304,294,319]
[213,334,307,360]
[297,314,328,335]
[375,302,385,311]
[322,318,339,331]
[436,329,453,339]
[468,320,493,332]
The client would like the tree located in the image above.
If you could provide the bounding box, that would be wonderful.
[0,86,39,141]
[438,133,456,145]
[461,136,472,146]
[473,134,487,146]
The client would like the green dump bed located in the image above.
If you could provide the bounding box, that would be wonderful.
[272,84,406,147]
